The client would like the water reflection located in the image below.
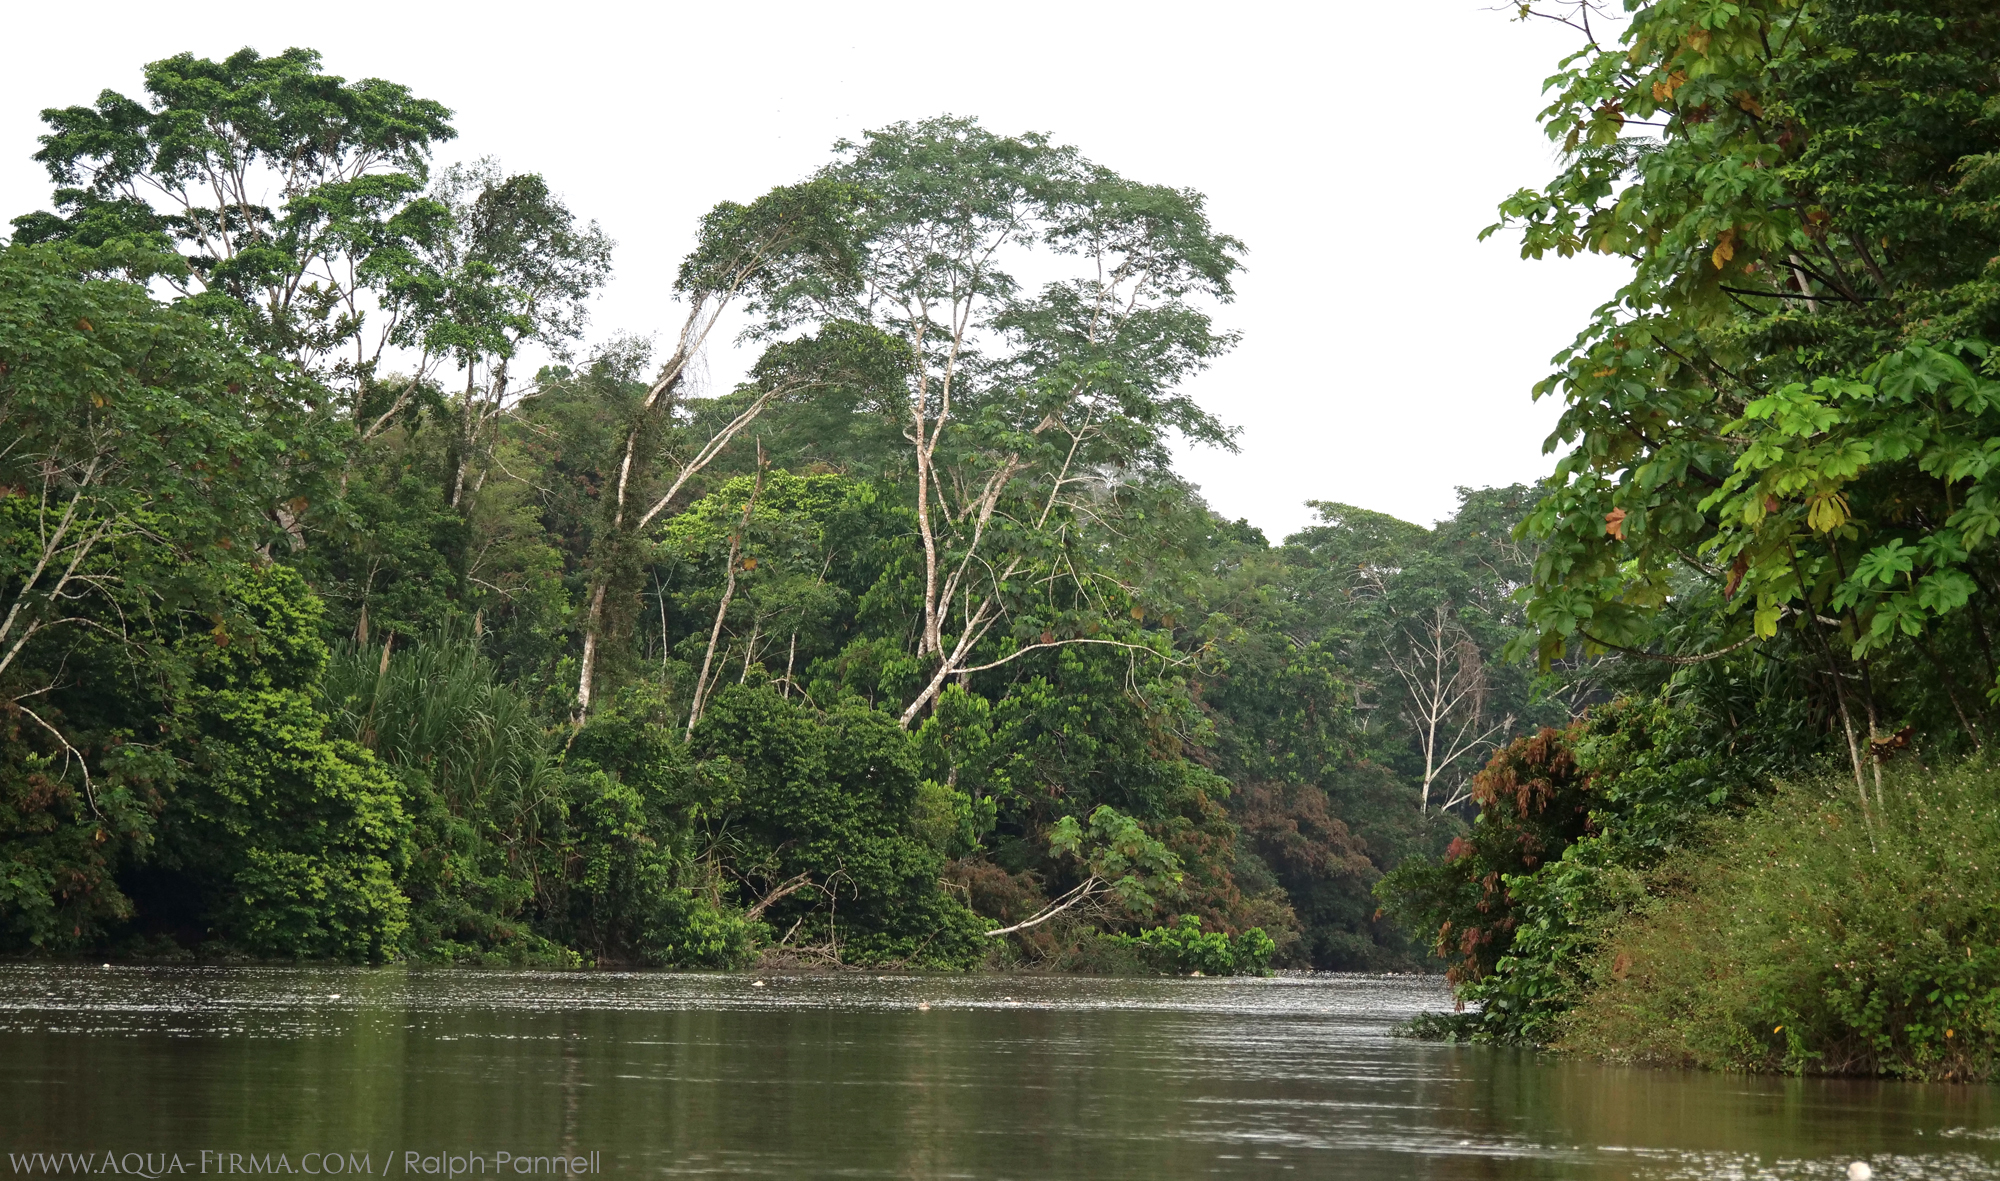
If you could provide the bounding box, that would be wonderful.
[0,967,1993,1179]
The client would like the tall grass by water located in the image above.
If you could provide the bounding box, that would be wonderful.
[319,627,560,817]
[317,628,572,964]
[1561,759,2000,1082]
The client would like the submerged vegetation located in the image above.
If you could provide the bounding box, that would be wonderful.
[3,0,1997,1082]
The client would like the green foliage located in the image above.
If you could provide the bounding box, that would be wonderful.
[1502,0,2000,768]
[1384,698,1766,1043]
[18,47,455,372]
[162,565,411,961]
[1377,727,1592,989]
[910,778,993,861]
[545,687,756,969]
[691,685,988,968]
[1571,696,1746,855]
[1452,837,1650,1045]
[0,683,164,952]
[1048,804,1185,913]
[1187,485,1573,969]
[0,241,305,951]
[319,628,571,965]
[1371,0,2000,1074]
[405,160,613,372]
[1,47,1555,979]
[1562,760,2000,1083]
[1109,914,1275,976]
[0,241,312,658]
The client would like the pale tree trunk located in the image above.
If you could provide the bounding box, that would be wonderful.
[0,456,120,689]
[570,209,810,724]
[0,450,151,819]
[686,452,765,740]
[1806,601,1880,846]
[573,359,797,722]
[571,316,717,723]
[885,227,1102,723]
[1386,604,1510,813]
[982,876,1106,937]
[1831,667,1879,848]
[887,252,1157,728]
[570,290,821,723]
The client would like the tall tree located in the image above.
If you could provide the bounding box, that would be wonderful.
[15,47,455,397]
[1497,0,2000,800]
[405,162,613,507]
[0,242,326,948]
[570,180,866,719]
[801,117,1245,726]
[0,244,311,714]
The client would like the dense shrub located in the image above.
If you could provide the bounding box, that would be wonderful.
[1109,914,1276,976]
[692,683,990,969]
[1560,760,2000,1082]
[321,631,577,966]
[161,566,412,962]
[1379,701,1762,1043]
[1232,781,1383,968]
[1375,726,1593,987]
[1459,700,1755,1041]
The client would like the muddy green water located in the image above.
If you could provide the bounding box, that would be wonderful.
[0,967,1995,1180]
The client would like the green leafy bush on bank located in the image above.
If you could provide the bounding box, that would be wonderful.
[998,915,1276,976]
[1388,720,2000,1082]
[1437,700,1750,1044]
[1108,914,1276,976]
[1379,699,1772,1047]
[1559,762,2000,1083]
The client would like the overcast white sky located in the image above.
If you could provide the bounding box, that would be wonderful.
[0,0,1630,540]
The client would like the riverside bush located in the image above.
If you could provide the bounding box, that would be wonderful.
[1110,914,1276,976]
[1380,701,1765,1044]
[1561,761,2000,1082]
[1451,700,1754,1043]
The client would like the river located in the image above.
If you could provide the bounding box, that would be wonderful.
[0,967,1994,1179]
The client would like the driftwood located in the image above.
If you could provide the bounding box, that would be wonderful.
[983,876,1104,937]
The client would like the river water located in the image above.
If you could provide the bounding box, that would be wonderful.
[0,967,1995,1180]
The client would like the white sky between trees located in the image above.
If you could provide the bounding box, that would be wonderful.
[0,0,1632,540]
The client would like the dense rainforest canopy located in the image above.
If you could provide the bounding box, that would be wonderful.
[3,0,1996,1084]
[0,47,1576,971]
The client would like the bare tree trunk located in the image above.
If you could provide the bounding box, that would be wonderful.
[0,460,118,689]
[1807,620,1877,845]
[983,877,1105,937]
[687,453,764,739]
[655,574,670,679]
[1859,663,1887,812]
[573,361,685,724]
[449,364,477,510]
[738,617,761,684]
[573,358,801,723]
[567,198,838,724]
[1787,253,1822,315]
[1834,685,1877,846]
[576,582,610,720]
[1387,604,1506,813]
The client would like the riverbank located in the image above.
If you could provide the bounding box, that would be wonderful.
[1393,756,2000,1084]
